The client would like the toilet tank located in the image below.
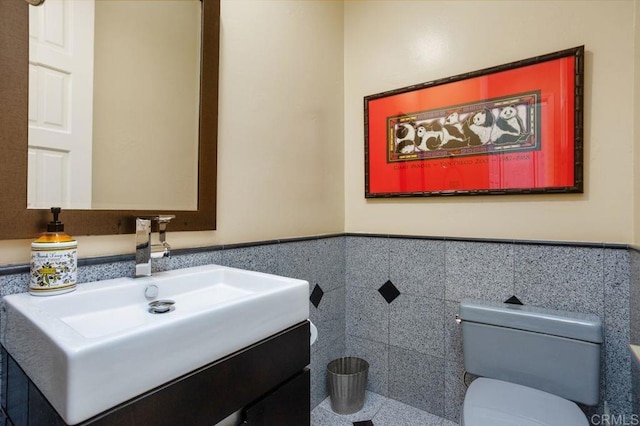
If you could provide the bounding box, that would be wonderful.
[459,300,603,406]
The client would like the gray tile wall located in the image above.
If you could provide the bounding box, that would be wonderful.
[275,238,346,408]
[0,235,634,421]
[344,236,633,423]
[630,249,640,418]
[630,249,640,347]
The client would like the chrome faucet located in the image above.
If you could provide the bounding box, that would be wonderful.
[135,215,175,277]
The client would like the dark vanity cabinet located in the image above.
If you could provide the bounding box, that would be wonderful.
[1,321,311,426]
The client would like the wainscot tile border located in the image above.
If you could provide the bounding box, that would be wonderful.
[0,233,627,276]
[344,233,628,250]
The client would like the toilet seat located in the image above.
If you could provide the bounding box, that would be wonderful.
[461,378,589,426]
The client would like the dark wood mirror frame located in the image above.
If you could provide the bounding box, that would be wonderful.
[0,0,218,240]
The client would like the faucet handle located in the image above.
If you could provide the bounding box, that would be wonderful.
[156,215,175,233]
[157,215,175,224]
[136,214,176,232]
[137,215,175,224]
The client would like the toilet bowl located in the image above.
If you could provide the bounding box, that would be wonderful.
[458,300,602,426]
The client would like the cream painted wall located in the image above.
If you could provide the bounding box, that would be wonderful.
[344,1,635,244]
[0,0,345,266]
[212,0,345,244]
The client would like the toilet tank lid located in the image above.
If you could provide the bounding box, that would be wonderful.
[459,300,603,344]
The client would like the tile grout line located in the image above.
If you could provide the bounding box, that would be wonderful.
[315,405,346,425]
[512,243,516,302]
[601,247,608,409]
[442,240,448,418]
[343,237,348,360]
[369,394,391,423]
[385,235,391,399]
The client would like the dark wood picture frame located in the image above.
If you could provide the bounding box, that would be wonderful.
[364,46,584,198]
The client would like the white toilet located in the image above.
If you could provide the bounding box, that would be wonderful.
[458,300,603,426]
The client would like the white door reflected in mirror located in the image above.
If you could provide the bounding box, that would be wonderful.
[28,0,94,209]
[27,0,201,211]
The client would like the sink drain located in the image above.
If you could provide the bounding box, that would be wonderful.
[148,299,175,314]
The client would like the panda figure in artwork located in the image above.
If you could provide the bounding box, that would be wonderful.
[415,120,444,151]
[394,122,417,154]
[462,108,494,146]
[440,111,469,149]
[490,104,528,145]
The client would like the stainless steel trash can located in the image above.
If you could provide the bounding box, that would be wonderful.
[326,357,369,414]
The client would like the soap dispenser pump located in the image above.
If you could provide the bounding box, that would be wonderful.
[30,207,78,296]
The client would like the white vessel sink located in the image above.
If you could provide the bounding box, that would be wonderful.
[2,265,309,425]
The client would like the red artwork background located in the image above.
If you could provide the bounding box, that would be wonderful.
[365,49,581,197]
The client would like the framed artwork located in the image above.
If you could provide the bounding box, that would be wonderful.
[364,46,584,198]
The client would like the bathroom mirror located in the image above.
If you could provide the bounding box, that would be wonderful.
[0,0,218,239]
[28,0,201,211]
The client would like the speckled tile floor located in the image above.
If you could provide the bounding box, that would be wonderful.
[311,391,458,426]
